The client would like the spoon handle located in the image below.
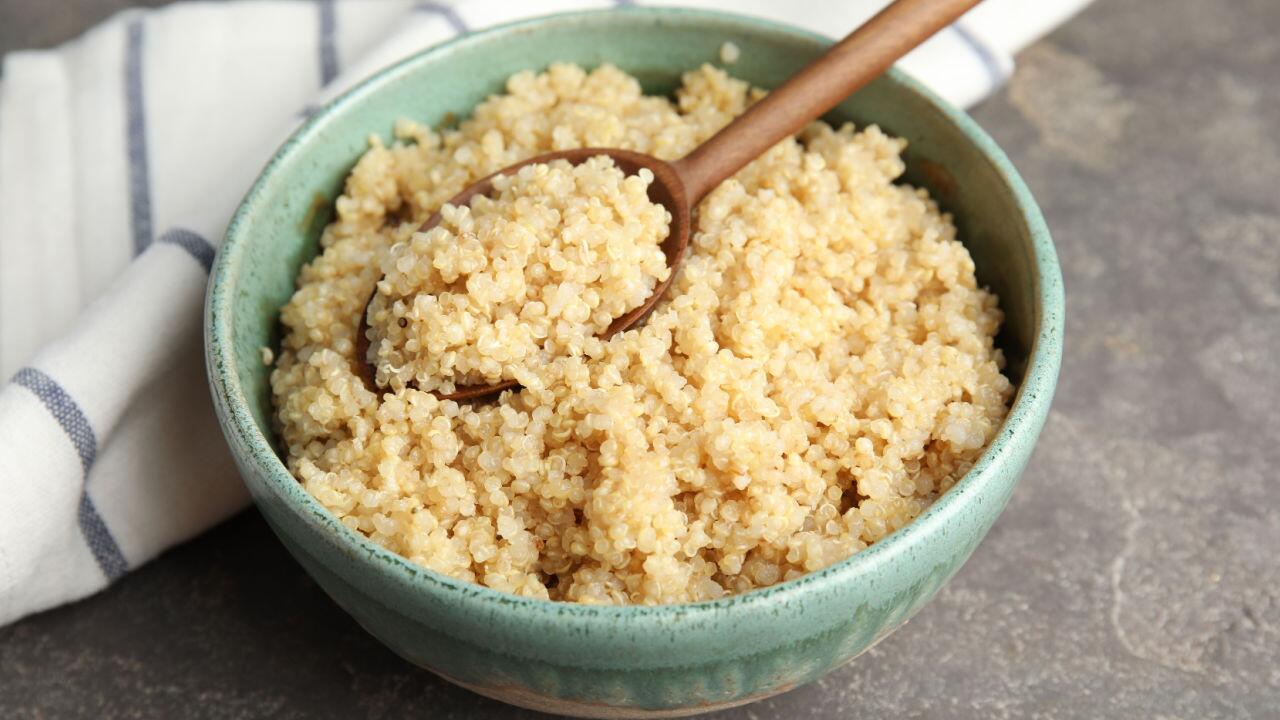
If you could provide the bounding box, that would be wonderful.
[671,0,982,204]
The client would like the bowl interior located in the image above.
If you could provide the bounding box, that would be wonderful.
[217,10,1045,453]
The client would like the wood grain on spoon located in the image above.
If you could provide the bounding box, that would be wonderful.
[357,0,981,402]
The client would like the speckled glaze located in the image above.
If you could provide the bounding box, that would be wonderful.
[205,8,1063,718]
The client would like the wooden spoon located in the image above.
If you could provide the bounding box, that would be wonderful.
[357,0,981,401]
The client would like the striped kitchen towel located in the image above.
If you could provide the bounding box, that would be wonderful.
[0,0,1092,626]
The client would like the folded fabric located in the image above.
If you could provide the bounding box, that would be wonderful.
[0,0,1091,627]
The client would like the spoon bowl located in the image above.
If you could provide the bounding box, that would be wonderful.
[355,147,692,401]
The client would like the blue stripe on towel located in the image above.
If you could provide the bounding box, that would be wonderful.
[415,2,468,33]
[952,22,1005,91]
[317,0,339,85]
[78,494,129,581]
[125,19,153,255]
[158,228,216,274]
[12,368,129,580]
[13,368,95,473]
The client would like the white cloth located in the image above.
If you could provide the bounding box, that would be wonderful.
[0,0,1091,626]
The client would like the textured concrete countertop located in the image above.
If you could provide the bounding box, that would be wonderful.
[2,0,1277,717]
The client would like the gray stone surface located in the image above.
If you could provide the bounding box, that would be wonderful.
[2,0,1278,717]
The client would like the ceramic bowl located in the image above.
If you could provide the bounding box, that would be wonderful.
[206,7,1063,718]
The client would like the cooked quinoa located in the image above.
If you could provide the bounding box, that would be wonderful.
[366,155,670,394]
[272,63,1013,605]
[719,41,741,64]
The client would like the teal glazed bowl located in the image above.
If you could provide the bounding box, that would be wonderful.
[206,8,1063,718]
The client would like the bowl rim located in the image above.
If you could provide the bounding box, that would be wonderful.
[207,6,1063,626]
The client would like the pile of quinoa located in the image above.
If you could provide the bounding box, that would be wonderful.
[366,155,670,395]
[272,63,1012,604]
